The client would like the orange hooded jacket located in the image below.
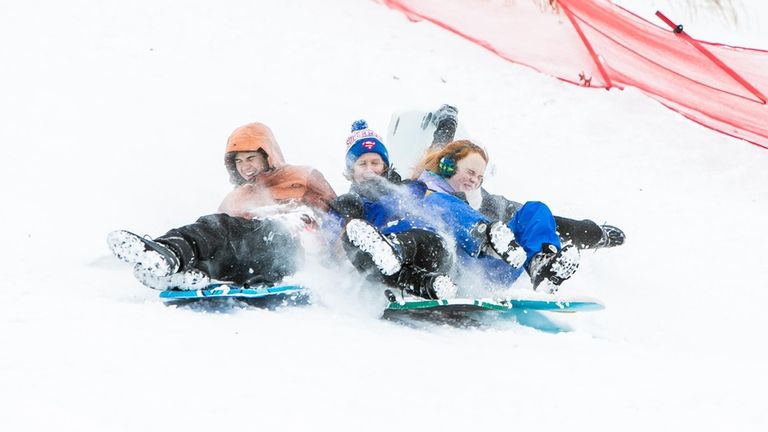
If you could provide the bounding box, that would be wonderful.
[218,123,336,218]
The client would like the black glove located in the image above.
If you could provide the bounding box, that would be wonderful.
[382,168,402,184]
[432,104,458,146]
[329,193,364,221]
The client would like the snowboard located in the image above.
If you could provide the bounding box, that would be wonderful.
[158,283,308,304]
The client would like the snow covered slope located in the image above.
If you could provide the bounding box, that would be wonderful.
[1,1,767,431]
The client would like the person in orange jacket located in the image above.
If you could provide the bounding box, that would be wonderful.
[107,122,337,290]
[218,122,336,217]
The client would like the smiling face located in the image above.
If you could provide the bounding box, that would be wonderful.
[447,151,487,193]
[234,151,268,182]
[351,152,386,183]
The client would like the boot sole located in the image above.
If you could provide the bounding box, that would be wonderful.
[132,267,210,291]
[107,230,175,279]
[532,245,580,293]
[345,220,401,276]
[489,222,526,267]
[551,245,580,280]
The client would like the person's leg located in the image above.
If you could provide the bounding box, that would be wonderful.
[554,216,603,249]
[342,219,402,277]
[509,203,580,293]
[386,266,457,300]
[343,220,456,299]
[393,229,452,273]
[158,214,301,286]
[107,229,183,289]
[386,229,457,299]
[153,214,232,273]
[555,216,625,249]
[507,201,562,264]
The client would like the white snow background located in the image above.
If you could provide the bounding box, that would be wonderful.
[1,0,767,430]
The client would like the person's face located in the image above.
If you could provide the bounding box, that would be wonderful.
[352,153,386,183]
[235,151,268,182]
[447,151,486,193]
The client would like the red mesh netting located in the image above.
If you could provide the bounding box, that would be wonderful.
[381,0,768,149]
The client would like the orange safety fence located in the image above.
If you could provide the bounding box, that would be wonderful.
[380,0,768,149]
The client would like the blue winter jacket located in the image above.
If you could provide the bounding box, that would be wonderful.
[328,170,561,286]
[326,173,438,239]
[357,178,435,235]
[416,170,563,286]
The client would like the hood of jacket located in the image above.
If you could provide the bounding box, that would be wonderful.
[225,122,287,185]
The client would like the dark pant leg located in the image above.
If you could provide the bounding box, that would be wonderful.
[156,213,301,286]
[385,229,454,295]
[554,216,604,249]
[393,229,453,274]
[341,230,376,275]
[341,228,453,279]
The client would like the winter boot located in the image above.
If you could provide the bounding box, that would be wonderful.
[166,269,210,290]
[528,243,580,294]
[344,219,402,276]
[394,266,457,300]
[597,224,625,248]
[486,221,527,268]
[431,104,458,146]
[107,230,181,290]
[132,268,211,291]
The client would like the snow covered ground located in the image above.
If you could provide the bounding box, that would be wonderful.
[2,0,767,430]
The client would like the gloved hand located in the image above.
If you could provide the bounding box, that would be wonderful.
[329,193,364,221]
[382,168,402,184]
[431,104,458,146]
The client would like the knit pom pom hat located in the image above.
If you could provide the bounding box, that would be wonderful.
[345,119,390,170]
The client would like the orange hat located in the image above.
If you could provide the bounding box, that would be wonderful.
[225,123,287,185]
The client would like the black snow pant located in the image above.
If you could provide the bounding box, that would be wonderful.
[155,213,301,287]
[554,216,605,250]
[343,228,453,287]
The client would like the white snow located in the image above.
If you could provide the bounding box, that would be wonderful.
[2,0,767,431]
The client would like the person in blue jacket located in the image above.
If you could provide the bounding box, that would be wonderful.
[330,120,557,298]
[426,104,625,251]
[414,139,580,292]
[328,120,459,300]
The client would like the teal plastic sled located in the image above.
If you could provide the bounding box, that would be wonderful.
[158,284,307,301]
[384,296,604,315]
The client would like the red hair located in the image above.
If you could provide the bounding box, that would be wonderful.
[412,139,489,179]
